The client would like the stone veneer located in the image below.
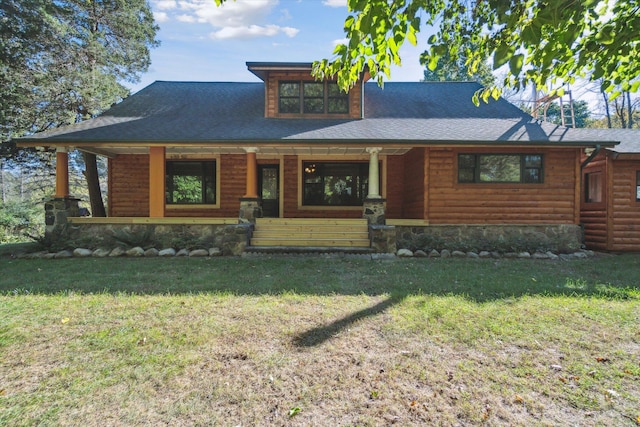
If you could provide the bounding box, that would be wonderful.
[396,224,583,254]
[362,198,386,225]
[238,198,262,224]
[44,198,80,237]
[369,225,397,254]
[61,223,252,256]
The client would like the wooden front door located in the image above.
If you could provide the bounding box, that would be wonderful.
[259,165,279,217]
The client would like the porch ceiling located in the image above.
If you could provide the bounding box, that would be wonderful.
[79,145,412,158]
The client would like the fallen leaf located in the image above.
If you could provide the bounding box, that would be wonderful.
[514,395,524,404]
[596,357,610,363]
[61,318,70,324]
[288,407,301,418]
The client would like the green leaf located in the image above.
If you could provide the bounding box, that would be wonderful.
[508,54,524,76]
[493,44,514,69]
[288,407,301,418]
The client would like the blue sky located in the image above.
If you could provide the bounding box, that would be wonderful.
[131,0,427,93]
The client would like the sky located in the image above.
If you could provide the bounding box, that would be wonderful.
[131,0,428,93]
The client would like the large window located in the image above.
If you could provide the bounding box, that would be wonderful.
[458,154,543,183]
[279,81,349,115]
[585,172,603,203]
[166,161,216,204]
[303,162,370,206]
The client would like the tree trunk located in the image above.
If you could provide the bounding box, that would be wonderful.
[602,91,612,128]
[627,91,633,129]
[83,152,106,217]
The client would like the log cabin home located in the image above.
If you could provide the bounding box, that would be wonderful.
[17,62,634,254]
[579,129,640,252]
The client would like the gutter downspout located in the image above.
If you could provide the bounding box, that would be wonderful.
[581,144,602,170]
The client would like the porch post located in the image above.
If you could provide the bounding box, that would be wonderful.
[363,147,386,225]
[239,147,262,223]
[366,147,382,199]
[149,146,166,218]
[244,147,258,198]
[55,147,70,198]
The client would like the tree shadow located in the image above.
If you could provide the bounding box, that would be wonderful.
[293,294,404,348]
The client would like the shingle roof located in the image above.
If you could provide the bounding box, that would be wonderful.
[18,81,621,146]
[567,128,640,154]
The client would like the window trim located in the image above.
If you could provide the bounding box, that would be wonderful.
[636,170,640,202]
[165,157,220,209]
[297,157,385,210]
[278,80,349,115]
[457,153,544,184]
[584,171,604,204]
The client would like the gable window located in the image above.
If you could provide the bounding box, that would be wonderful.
[279,81,349,115]
[303,162,372,206]
[585,172,603,203]
[166,161,216,204]
[458,154,543,183]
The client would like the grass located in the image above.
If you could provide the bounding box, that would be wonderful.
[0,253,639,426]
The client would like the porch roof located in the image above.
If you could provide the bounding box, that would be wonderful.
[17,81,620,155]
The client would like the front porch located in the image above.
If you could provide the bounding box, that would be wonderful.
[58,216,398,255]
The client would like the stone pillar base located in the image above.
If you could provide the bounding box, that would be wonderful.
[44,197,80,237]
[238,198,262,224]
[363,198,386,225]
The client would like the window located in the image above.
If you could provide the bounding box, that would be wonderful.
[303,162,370,206]
[458,154,543,183]
[637,171,640,202]
[585,172,603,203]
[279,81,349,115]
[166,161,216,204]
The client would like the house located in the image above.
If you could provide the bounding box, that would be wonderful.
[17,62,626,254]
[579,129,640,252]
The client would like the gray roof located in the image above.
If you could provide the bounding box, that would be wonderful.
[567,128,640,154]
[18,81,621,146]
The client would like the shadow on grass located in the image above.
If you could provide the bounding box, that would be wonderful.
[293,294,404,347]
[2,255,638,347]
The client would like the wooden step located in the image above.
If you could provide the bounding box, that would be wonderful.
[250,218,371,249]
[252,231,369,240]
[256,218,367,226]
[250,238,371,247]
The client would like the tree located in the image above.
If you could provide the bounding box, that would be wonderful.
[421,43,495,87]
[1,0,159,216]
[540,100,592,128]
[305,0,640,105]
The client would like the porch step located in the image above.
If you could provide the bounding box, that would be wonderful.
[250,218,370,249]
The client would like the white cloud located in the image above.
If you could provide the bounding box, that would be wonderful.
[154,0,178,10]
[332,38,348,46]
[322,0,347,7]
[176,14,197,23]
[152,0,300,41]
[178,0,276,27]
[210,24,299,40]
[154,11,170,23]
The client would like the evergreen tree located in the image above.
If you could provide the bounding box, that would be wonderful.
[1,0,159,215]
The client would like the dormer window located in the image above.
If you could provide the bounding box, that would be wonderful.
[278,81,349,115]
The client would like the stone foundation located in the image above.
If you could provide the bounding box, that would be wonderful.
[44,197,80,237]
[363,198,386,225]
[369,225,396,253]
[396,224,583,254]
[60,222,252,256]
[238,198,262,224]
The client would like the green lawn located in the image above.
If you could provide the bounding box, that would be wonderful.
[1,254,639,426]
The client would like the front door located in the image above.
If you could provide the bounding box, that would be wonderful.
[259,165,279,217]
